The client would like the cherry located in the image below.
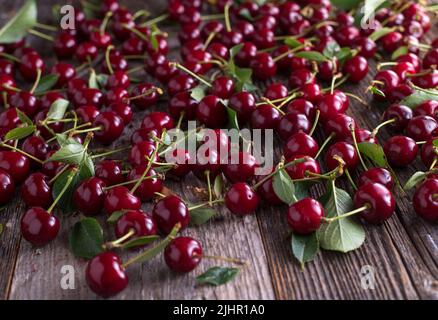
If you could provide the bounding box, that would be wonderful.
[0,169,15,205]
[86,252,128,297]
[383,135,418,167]
[41,151,63,178]
[53,32,77,59]
[300,83,322,103]
[355,37,377,59]
[423,49,438,69]
[391,61,416,82]
[93,111,125,145]
[107,102,132,125]
[211,76,235,99]
[252,28,275,49]
[167,148,192,177]
[101,52,128,74]
[413,178,438,222]
[164,236,202,273]
[259,2,279,18]
[95,160,125,186]
[104,186,141,215]
[255,169,283,205]
[20,207,60,246]
[264,83,288,102]
[106,71,130,90]
[318,59,339,81]
[73,177,106,216]
[383,104,413,131]
[411,70,438,89]
[342,55,369,83]
[22,135,49,167]
[153,195,189,234]
[0,151,30,184]
[115,210,157,241]
[21,173,52,208]
[285,155,321,180]
[201,21,224,39]
[220,30,243,48]
[358,168,394,190]
[344,128,376,145]
[192,149,222,180]
[317,93,348,122]
[288,68,315,89]
[141,111,174,136]
[105,87,129,105]
[285,99,316,119]
[335,25,360,47]
[196,95,228,128]
[178,24,201,43]
[420,138,438,168]
[250,53,277,80]
[207,42,229,61]
[225,182,259,215]
[325,142,358,171]
[276,111,311,141]
[126,166,162,201]
[284,132,318,158]
[387,84,414,103]
[354,182,395,224]
[8,91,39,118]
[167,74,196,96]
[178,7,201,26]
[250,104,280,129]
[50,62,76,88]
[0,59,14,75]
[381,31,403,53]
[397,53,421,72]
[75,42,98,62]
[73,88,104,108]
[101,0,120,13]
[19,52,45,81]
[75,106,99,124]
[122,37,145,55]
[324,113,356,140]
[0,74,17,95]
[414,100,438,121]
[287,198,324,234]
[406,115,438,141]
[228,91,256,124]
[337,12,354,25]
[128,141,157,167]
[90,31,112,49]
[67,78,87,100]
[223,152,258,183]
[0,108,20,130]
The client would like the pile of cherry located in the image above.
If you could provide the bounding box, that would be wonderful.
[0,0,437,298]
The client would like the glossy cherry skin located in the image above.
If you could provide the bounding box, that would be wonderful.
[335,25,360,46]
[342,55,368,83]
[41,151,63,178]
[383,104,413,131]
[115,210,157,240]
[95,160,125,186]
[255,169,283,205]
[228,92,256,124]
[130,83,160,109]
[72,88,104,108]
[167,74,196,96]
[0,169,14,205]
[73,177,106,216]
[250,53,277,80]
[325,142,359,171]
[284,132,318,158]
[108,102,132,125]
[414,100,438,121]
[384,135,418,167]
[0,151,30,184]
[223,152,258,183]
[250,104,281,129]
[358,168,394,190]
[20,207,60,246]
[285,155,321,180]
[211,76,235,99]
[106,70,130,90]
[93,111,124,145]
[287,198,324,234]
[421,138,438,168]
[354,182,395,224]
[234,42,257,67]
[126,166,162,201]
[75,42,98,62]
[50,62,76,88]
[8,92,39,118]
[22,136,49,168]
[86,252,128,297]
[128,141,157,167]
[152,195,189,234]
[21,173,52,208]
[53,32,77,59]
[19,52,45,81]
[169,91,198,120]
[406,115,438,142]
[276,111,311,141]
[285,99,316,120]
[317,94,347,123]
[164,236,202,273]
[288,68,315,89]
[141,111,174,136]
[381,32,403,53]
[104,186,141,215]
[225,183,259,215]
[324,113,356,140]
[413,178,438,222]
[196,95,228,128]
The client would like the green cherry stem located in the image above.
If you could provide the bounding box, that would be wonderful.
[130,141,160,194]
[105,45,115,75]
[344,168,358,191]
[309,110,320,136]
[29,69,42,94]
[100,11,113,34]
[48,164,69,184]
[128,87,163,101]
[322,204,370,223]
[103,174,161,191]
[371,118,396,138]
[0,52,21,63]
[193,253,248,266]
[35,22,58,32]
[28,29,54,42]
[315,132,335,159]
[253,157,306,190]
[205,170,213,204]
[170,62,212,87]
[0,142,44,164]
[188,199,225,211]
[224,3,232,32]
[350,124,367,171]
[47,168,78,214]
[90,146,131,159]
[139,13,170,27]
[102,228,135,250]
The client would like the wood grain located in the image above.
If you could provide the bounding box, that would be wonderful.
[1,0,437,300]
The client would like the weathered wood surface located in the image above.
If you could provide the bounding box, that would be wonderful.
[0,0,437,300]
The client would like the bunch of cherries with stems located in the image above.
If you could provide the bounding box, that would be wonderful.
[0,0,436,298]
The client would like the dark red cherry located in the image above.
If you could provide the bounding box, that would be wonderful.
[324,113,356,140]
[288,68,315,89]
[414,100,438,121]
[41,151,63,178]
[128,141,157,167]
[343,55,368,83]
[252,28,275,49]
[106,70,130,90]
[73,177,106,216]
[335,26,360,46]
[40,92,65,110]
[255,168,283,205]
[8,91,39,118]
[141,111,174,136]
[225,182,259,215]
[284,132,318,158]
[381,31,403,53]
[201,20,224,38]
[300,83,322,103]
[178,7,201,26]
[121,37,145,55]
[325,142,358,170]
[90,31,112,48]
[153,195,189,234]
[105,87,129,106]
[421,138,438,168]
[76,105,100,123]
[354,183,395,224]
[126,166,162,201]
[196,95,228,128]
[264,83,288,101]
[383,135,418,167]
[21,207,60,246]
[413,178,438,222]
[86,252,128,297]
[285,155,321,180]
[228,91,256,124]
[130,83,159,109]
[93,111,124,145]
[19,52,44,81]
[211,76,235,99]
[50,62,76,88]
[0,151,30,183]
[287,198,324,234]
[220,30,243,48]
[358,167,394,190]
[164,236,202,273]
[355,37,377,58]
[22,135,49,167]
[53,32,77,59]
[276,111,311,141]
[223,152,258,183]
[75,42,98,62]
[391,61,416,82]
[250,104,281,129]
[423,49,438,69]
[383,104,413,131]
[108,102,132,125]
[21,172,52,208]
[0,169,15,205]
[317,94,348,122]
[411,70,438,89]
[104,186,141,215]
[95,160,125,186]
[101,52,128,73]
[73,88,104,108]
[344,129,376,145]
[285,99,316,119]
[168,91,198,120]
[250,53,277,80]
[0,108,20,130]
[207,42,229,61]
[192,149,222,180]
[374,70,400,93]
[115,210,157,240]
[406,115,438,141]
[167,74,196,96]
[167,148,192,177]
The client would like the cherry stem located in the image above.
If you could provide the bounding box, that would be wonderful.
[262,98,286,115]
[46,122,92,143]
[48,164,69,185]
[315,133,335,159]
[344,92,368,107]
[188,199,225,211]
[105,45,115,75]
[0,142,44,164]
[330,73,343,95]
[193,253,248,266]
[128,87,163,100]
[224,3,232,32]
[103,229,135,250]
[139,13,169,27]
[429,158,437,171]
[272,45,305,63]
[0,52,21,63]
[133,9,150,20]
[309,110,320,136]
[201,13,225,21]
[205,170,213,205]
[35,22,57,32]
[122,223,181,268]
[175,111,185,130]
[322,204,369,223]
[372,118,396,138]
[170,62,212,87]
[30,69,42,94]
[130,141,160,194]
[72,126,102,134]
[103,174,161,191]
[28,29,54,42]
[377,62,398,70]
[344,169,358,191]
[90,146,131,159]
[100,12,113,34]
[350,124,367,170]
[47,168,77,214]
[203,32,217,50]
[122,23,149,41]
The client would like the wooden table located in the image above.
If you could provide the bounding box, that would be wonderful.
[1,0,437,300]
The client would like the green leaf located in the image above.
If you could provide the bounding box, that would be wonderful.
[150,33,158,50]
[294,51,328,62]
[225,105,240,130]
[358,0,388,27]
[88,69,98,89]
[335,48,353,64]
[272,168,296,205]
[81,154,95,177]
[400,88,438,108]
[96,73,108,88]
[190,85,206,102]
[121,235,160,249]
[323,41,341,58]
[0,223,3,236]
[357,142,388,167]
[391,46,409,60]
[0,0,37,43]
[107,210,128,224]
[4,125,35,141]
[403,171,427,191]
[433,139,438,148]
[190,207,217,226]
[34,74,59,95]
[238,8,254,21]
[69,217,104,259]
[284,37,303,49]
[369,86,386,97]
[213,174,224,199]
[369,27,394,41]
[330,0,362,10]
[291,232,319,269]
[47,98,69,120]
[196,267,239,286]
[230,44,244,59]
[16,108,33,126]
[48,143,86,165]
[317,180,365,253]
[233,66,255,92]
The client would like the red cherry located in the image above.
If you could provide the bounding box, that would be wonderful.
[335,25,360,46]
[126,166,162,201]
[324,113,356,140]
[196,95,228,128]
[153,195,189,234]
[413,178,438,222]
[22,135,49,168]
[104,186,141,215]
[73,177,106,216]
[220,30,243,48]
[235,42,257,67]
[19,52,45,81]
[383,104,413,131]
[75,42,98,62]
[211,76,235,99]
[276,111,311,141]
[406,115,438,141]
[8,91,39,117]
[93,111,125,145]
[95,160,125,186]
[207,42,229,61]
[255,169,283,205]
[381,32,403,53]
[225,182,259,215]
[128,141,157,167]
[250,104,281,129]
[167,74,196,96]
[0,169,15,205]
[169,91,198,120]
[72,88,104,108]
[343,55,369,83]
[50,62,76,88]
[288,68,315,89]
[383,135,418,167]
[106,87,129,105]
[223,151,258,183]
[108,102,132,124]
[192,149,222,180]
[420,138,438,168]
[414,100,438,121]
[284,132,318,158]
[0,151,30,183]
[317,93,348,122]
[141,111,174,136]
[325,142,358,171]
[250,53,277,80]
[285,155,321,180]
[21,207,60,246]
[358,167,394,190]
[285,99,316,119]
[287,198,324,234]
[21,173,52,208]
[53,32,77,59]
[354,183,395,224]
[228,91,256,124]
[115,210,157,240]
[164,236,202,273]
[90,31,112,48]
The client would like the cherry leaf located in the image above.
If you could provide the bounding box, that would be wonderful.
[291,232,319,269]
[0,0,37,43]
[285,37,303,49]
[400,88,438,108]
[225,105,240,130]
[357,142,388,167]
[369,27,395,41]
[403,171,427,191]
[323,41,341,58]
[48,143,86,165]
[88,69,98,89]
[190,85,206,102]
[69,217,104,259]
[34,74,59,95]
[4,125,35,141]
[294,51,329,62]
[107,210,128,224]
[16,108,33,126]
[121,235,160,249]
[213,174,224,199]
[196,267,239,286]
[47,98,69,120]
[272,168,296,205]
[238,8,254,21]
[190,207,217,226]
[391,46,409,60]
[369,86,386,97]
[433,139,438,148]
